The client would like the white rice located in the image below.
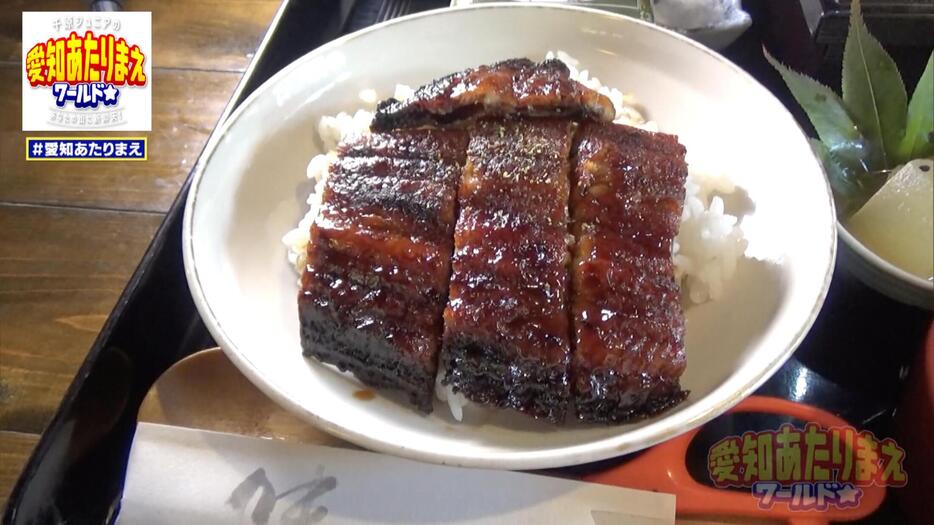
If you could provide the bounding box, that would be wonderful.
[674,171,748,303]
[282,52,748,420]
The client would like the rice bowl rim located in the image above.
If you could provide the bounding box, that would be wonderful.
[182,3,837,469]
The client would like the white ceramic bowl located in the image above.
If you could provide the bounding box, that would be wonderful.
[838,226,934,309]
[183,3,836,469]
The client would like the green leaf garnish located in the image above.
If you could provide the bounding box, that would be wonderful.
[896,51,934,163]
[811,138,853,213]
[841,0,907,168]
[764,48,871,178]
[765,0,931,218]
[810,139,883,217]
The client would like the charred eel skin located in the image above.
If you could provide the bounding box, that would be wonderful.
[440,118,575,422]
[371,59,615,132]
[299,130,467,412]
[569,121,689,423]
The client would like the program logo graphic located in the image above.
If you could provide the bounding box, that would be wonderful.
[708,423,907,511]
[22,12,151,131]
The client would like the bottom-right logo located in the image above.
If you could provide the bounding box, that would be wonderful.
[707,423,907,511]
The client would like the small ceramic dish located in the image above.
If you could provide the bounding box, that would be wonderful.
[838,229,934,310]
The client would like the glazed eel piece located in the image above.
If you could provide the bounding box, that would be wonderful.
[569,121,689,423]
[440,118,575,422]
[299,129,468,412]
[371,58,615,132]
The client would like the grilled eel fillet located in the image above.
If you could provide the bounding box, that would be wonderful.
[440,118,575,422]
[371,58,615,132]
[569,121,689,423]
[300,129,467,412]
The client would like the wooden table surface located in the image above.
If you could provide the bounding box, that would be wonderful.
[0,0,282,509]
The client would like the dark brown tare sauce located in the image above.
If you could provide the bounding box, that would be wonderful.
[299,130,467,412]
[299,59,690,422]
[440,118,574,422]
[569,121,689,423]
[371,59,615,131]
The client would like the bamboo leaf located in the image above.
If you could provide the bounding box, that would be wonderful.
[842,0,908,168]
[811,139,853,214]
[896,51,934,162]
[765,48,871,175]
[810,138,884,216]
